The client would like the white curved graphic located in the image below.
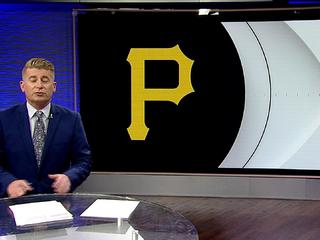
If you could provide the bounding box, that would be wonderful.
[220,20,320,170]
[219,22,271,168]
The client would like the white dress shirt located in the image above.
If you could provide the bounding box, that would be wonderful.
[26,102,51,137]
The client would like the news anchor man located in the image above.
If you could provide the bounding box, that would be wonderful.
[0,57,92,198]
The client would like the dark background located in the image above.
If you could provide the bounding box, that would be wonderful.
[77,11,245,173]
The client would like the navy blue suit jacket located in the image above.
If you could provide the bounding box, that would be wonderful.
[0,103,92,197]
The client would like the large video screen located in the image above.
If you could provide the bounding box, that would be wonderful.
[75,8,320,175]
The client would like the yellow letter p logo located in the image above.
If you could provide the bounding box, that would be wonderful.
[127,44,194,140]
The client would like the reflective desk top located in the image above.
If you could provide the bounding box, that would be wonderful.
[0,193,198,240]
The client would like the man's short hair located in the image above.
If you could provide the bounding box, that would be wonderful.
[22,57,55,78]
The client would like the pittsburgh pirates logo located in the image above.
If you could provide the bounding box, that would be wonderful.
[127,44,194,140]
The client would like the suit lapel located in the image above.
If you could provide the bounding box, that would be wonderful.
[41,104,61,162]
[17,104,37,165]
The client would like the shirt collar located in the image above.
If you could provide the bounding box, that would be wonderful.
[26,102,51,120]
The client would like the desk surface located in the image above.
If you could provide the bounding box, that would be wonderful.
[0,193,198,240]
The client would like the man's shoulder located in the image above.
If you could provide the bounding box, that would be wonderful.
[0,104,24,115]
[0,104,25,126]
[51,104,79,117]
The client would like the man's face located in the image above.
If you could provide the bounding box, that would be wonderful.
[20,68,56,109]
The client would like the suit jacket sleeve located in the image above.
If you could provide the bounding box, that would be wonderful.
[63,112,92,192]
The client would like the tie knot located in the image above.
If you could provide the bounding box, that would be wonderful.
[35,111,44,118]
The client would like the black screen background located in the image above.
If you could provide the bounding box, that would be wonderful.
[77,10,246,173]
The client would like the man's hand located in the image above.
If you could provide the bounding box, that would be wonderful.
[48,174,71,193]
[7,180,33,198]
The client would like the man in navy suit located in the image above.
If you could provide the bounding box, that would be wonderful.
[0,58,92,198]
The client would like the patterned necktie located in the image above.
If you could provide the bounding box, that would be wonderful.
[33,111,46,167]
